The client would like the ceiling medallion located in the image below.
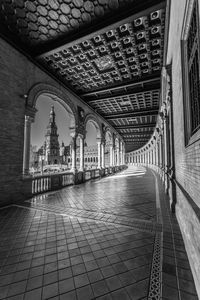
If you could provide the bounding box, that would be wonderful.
[94,55,113,71]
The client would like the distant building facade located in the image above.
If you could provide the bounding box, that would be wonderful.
[31,106,110,170]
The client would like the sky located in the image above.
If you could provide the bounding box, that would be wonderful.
[31,94,97,149]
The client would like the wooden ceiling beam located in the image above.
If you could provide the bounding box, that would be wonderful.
[104,108,158,120]
[81,78,160,98]
[114,123,156,129]
[85,88,160,103]
[122,132,152,136]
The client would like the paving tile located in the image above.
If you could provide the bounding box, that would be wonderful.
[111,288,131,300]
[43,271,58,285]
[106,275,122,291]
[58,267,73,280]
[125,278,149,300]
[29,266,44,278]
[74,273,89,288]
[6,294,24,300]
[101,266,116,278]
[84,260,99,272]
[0,167,198,300]
[180,290,199,300]
[112,262,128,274]
[24,288,42,300]
[97,294,113,300]
[0,285,9,299]
[179,278,197,295]
[26,275,43,291]
[162,272,177,289]
[72,263,86,276]
[91,278,110,296]
[76,284,94,300]
[88,269,103,283]
[0,274,13,287]
[42,282,59,299]
[162,284,179,300]
[7,280,27,298]
[60,290,77,300]
[59,277,74,294]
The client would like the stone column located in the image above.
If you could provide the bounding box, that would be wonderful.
[101,141,105,169]
[71,136,77,173]
[119,142,122,165]
[109,144,113,167]
[23,116,33,175]
[97,139,101,169]
[116,146,120,166]
[122,144,125,165]
[154,144,157,165]
[79,134,84,171]
[113,146,115,166]
[163,113,170,191]
[159,134,163,169]
[156,141,159,166]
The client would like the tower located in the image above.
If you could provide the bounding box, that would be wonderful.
[45,105,60,165]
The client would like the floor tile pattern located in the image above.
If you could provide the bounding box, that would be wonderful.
[0,166,198,300]
[28,167,156,222]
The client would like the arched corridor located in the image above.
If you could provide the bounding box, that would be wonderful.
[1,0,200,298]
[0,166,197,299]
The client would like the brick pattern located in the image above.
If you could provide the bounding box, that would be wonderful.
[0,36,116,206]
[166,0,200,296]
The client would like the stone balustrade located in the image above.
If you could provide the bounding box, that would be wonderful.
[30,166,127,196]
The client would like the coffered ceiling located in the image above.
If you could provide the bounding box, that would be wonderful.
[0,0,166,152]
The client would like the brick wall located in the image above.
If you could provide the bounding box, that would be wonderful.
[0,37,116,206]
[167,0,200,296]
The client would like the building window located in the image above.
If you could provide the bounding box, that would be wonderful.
[182,0,200,144]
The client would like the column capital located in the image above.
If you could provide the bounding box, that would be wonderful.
[25,105,37,121]
[25,115,34,124]
[77,133,85,140]
[97,137,102,144]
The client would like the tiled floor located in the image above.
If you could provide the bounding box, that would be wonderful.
[0,166,198,299]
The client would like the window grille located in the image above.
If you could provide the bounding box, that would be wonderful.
[182,0,200,144]
[187,1,200,134]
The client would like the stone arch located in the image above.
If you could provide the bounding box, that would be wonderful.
[26,82,78,129]
[115,136,120,148]
[84,114,102,139]
[104,127,113,145]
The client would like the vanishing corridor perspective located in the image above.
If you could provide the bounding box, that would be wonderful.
[0,0,200,299]
[0,166,198,300]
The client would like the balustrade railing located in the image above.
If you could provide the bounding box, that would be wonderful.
[29,166,127,196]
[85,170,91,181]
[62,173,74,186]
[32,175,51,194]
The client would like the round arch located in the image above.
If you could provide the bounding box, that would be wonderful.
[104,127,113,145]
[26,82,78,129]
[84,114,102,139]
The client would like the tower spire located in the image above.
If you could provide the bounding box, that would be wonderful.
[49,105,55,123]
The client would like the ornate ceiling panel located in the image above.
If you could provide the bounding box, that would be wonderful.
[87,89,160,114]
[0,0,166,153]
[39,7,165,93]
[0,0,164,49]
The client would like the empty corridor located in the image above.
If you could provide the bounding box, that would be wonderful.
[0,166,198,300]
